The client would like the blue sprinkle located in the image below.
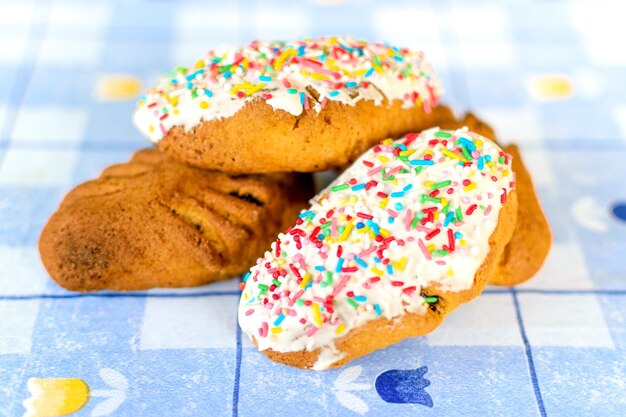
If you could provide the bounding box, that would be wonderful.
[390,192,405,198]
[204,89,213,97]
[314,265,325,271]
[365,67,375,78]
[259,75,272,82]
[186,82,193,89]
[477,156,484,170]
[336,258,344,273]
[300,92,305,105]
[443,211,454,227]
[354,295,367,302]
[317,234,325,240]
[274,314,285,326]
[387,264,394,275]
[394,203,403,210]
[356,222,365,229]
[353,256,367,268]
[458,138,476,151]
[345,81,358,88]
[329,91,340,97]
[388,217,395,224]
[485,155,492,162]
[393,55,404,62]
[243,272,251,283]
[398,144,407,151]
[297,45,306,56]
[454,232,462,239]
[223,70,232,79]
[410,159,434,166]
[374,257,381,263]
[185,69,204,81]
[352,183,366,191]
[299,211,315,219]
[374,304,382,316]
[403,184,413,192]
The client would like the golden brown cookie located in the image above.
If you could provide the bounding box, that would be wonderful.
[239,128,518,370]
[133,37,451,173]
[39,149,313,292]
[439,113,552,286]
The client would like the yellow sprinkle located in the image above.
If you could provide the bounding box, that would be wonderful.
[447,267,454,277]
[149,125,154,133]
[392,257,407,271]
[171,96,179,107]
[380,228,391,237]
[277,259,286,265]
[274,47,296,70]
[460,240,467,246]
[336,323,346,335]
[382,138,393,145]
[475,139,483,148]
[339,198,347,205]
[440,197,448,206]
[427,244,435,252]
[502,170,509,177]
[244,293,249,300]
[173,109,180,115]
[312,303,322,326]
[433,211,440,220]
[271,327,282,334]
[299,273,312,289]
[338,219,354,241]
[379,200,388,209]
[246,82,266,95]
[349,195,358,203]
[400,150,416,157]
[371,267,384,277]
[442,149,468,162]
[378,156,389,163]
[195,59,205,69]
[307,72,329,81]
[199,101,209,109]
[464,183,477,192]
[357,226,370,234]
[424,181,434,187]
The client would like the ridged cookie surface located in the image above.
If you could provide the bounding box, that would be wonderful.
[39,149,312,292]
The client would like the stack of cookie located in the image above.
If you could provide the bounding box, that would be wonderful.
[39,37,550,369]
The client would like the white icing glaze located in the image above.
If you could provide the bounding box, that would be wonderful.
[238,127,514,369]
[133,36,442,142]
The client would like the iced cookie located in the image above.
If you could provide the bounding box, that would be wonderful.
[238,127,517,369]
[134,36,450,173]
[39,149,312,292]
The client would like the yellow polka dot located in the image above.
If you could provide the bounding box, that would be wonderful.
[96,74,142,101]
[199,101,209,109]
[530,74,573,100]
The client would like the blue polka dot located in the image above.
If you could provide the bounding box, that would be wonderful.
[613,203,626,222]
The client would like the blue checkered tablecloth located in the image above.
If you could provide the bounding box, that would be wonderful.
[1,0,625,416]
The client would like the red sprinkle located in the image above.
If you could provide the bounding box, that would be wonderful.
[466,204,478,215]
[448,229,455,251]
[425,228,441,240]
[357,212,374,220]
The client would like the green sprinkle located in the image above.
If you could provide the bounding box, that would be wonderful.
[456,207,463,222]
[422,195,441,203]
[434,131,452,138]
[424,296,438,303]
[410,213,424,229]
[320,271,333,288]
[320,221,332,230]
[272,279,281,287]
[287,88,298,94]
[442,202,450,214]
[191,88,198,98]
[414,166,424,174]
[432,180,452,190]
[432,250,449,257]
[499,156,505,164]
[346,298,359,309]
[480,205,487,211]
[218,64,232,73]
[461,145,472,161]
[258,284,268,293]
[382,175,396,181]
[331,184,349,192]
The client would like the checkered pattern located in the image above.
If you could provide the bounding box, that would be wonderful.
[1,0,625,416]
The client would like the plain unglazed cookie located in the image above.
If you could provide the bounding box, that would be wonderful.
[238,127,517,370]
[39,149,313,292]
[133,36,451,173]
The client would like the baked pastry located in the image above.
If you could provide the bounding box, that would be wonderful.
[439,113,551,285]
[39,149,313,292]
[133,36,451,173]
[238,127,517,369]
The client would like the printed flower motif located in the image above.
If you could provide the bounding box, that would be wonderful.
[23,378,90,417]
[333,366,370,414]
[23,368,128,417]
[375,366,433,406]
